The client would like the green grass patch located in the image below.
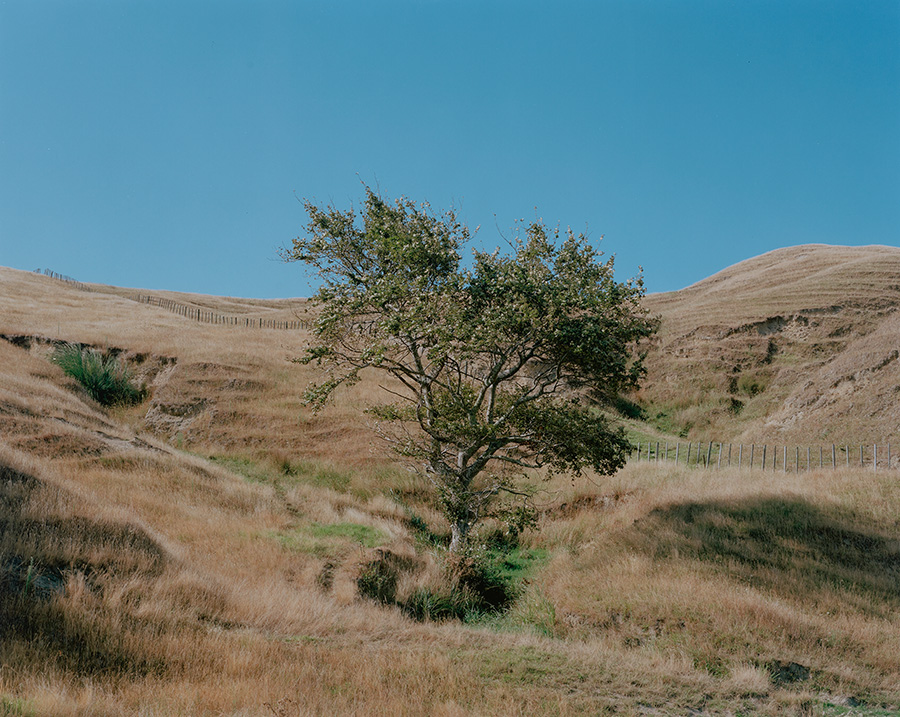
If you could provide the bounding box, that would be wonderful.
[276,457,353,492]
[0,696,35,717]
[648,408,688,437]
[208,455,274,484]
[822,703,898,716]
[463,545,554,633]
[209,453,356,494]
[477,588,558,636]
[51,344,144,406]
[489,545,548,582]
[267,521,387,557]
[306,467,352,492]
[413,545,549,624]
[307,522,384,545]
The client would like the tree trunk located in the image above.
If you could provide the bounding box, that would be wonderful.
[449,519,470,554]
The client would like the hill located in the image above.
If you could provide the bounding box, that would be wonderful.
[638,244,900,445]
[1,262,899,715]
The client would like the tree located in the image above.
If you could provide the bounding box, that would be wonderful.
[283,187,656,553]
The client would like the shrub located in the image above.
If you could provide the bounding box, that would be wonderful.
[51,344,144,406]
[357,544,523,622]
[615,396,645,420]
[446,553,519,614]
[356,550,420,605]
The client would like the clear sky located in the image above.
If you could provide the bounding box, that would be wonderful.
[1,1,898,298]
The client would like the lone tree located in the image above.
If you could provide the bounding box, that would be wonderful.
[284,188,655,553]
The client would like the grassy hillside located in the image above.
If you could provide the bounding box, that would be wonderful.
[1,263,899,715]
[638,244,900,446]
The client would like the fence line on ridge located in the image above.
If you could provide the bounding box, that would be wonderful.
[35,268,310,331]
[35,268,88,291]
[134,295,311,330]
[631,440,897,471]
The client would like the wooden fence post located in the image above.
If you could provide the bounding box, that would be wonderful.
[750,444,754,471]
[675,442,680,465]
[832,444,836,469]
[761,445,767,471]
[706,442,713,468]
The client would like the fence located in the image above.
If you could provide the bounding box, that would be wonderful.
[35,268,309,330]
[135,295,310,330]
[35,268,87,291]
[632,441,897,472]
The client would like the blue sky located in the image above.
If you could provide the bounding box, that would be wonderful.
[1,1,898,298]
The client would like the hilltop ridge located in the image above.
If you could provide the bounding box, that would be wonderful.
[639,244,900,444]
[4,245,899,447]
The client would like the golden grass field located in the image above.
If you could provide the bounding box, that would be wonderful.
[1,252,899,716]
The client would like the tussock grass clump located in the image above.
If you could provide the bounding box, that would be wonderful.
[358,550,518,622]
[50,344,144,407]
[357,531,540,623]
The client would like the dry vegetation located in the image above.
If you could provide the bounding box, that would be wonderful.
[1,260,899,716]
[639,244,900,445]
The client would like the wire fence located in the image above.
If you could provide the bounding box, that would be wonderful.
[632,440,897,472]
[134,295,311,330]
[35,268,88,291]
[36,268,310,331]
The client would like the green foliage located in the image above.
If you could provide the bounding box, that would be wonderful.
[51,344,144,406]
[615,395,645,419]
[284,187,656,552]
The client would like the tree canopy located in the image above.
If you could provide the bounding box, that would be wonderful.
[284,188,656,552]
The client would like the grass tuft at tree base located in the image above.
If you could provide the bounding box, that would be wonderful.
[357,531,544,623]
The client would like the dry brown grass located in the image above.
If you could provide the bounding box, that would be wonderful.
[1,263,899,715]
[639,244,900,444]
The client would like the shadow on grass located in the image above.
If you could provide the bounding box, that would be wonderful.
[627,497,900,614]
[0,457,168,677]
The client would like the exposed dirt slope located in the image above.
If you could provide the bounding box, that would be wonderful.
[640,244,900,444]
